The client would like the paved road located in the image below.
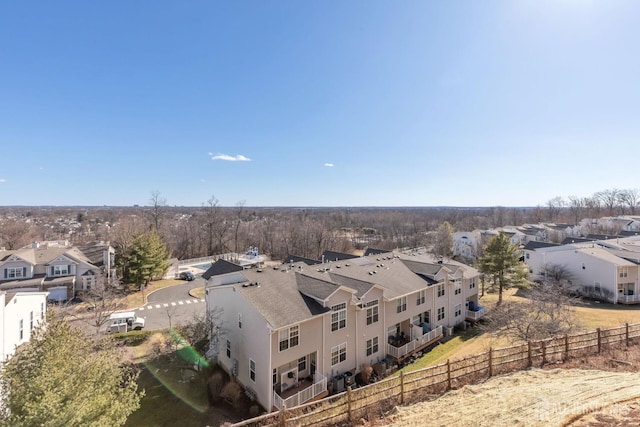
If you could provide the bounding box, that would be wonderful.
[136,278,206,330]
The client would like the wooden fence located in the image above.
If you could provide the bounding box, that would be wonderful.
[231,323,640,427]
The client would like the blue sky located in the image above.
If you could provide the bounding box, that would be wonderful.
[1,1,639,207]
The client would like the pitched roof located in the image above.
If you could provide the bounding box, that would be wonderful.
[523,241,560,251]
[202,259,244,280]
[283,254,322,266]
[561,237,595,245]
[234,269,329,330]
[321,250,359,261]
[364,248,390,256]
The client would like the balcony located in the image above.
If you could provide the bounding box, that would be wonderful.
[466,307,486,321]
[618,294,640,304]
[387,325,443,361]
[273,375,327,411]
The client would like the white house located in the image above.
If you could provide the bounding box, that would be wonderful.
[205,250,482,412]
[523,236,640,304]
[0,290,48,361]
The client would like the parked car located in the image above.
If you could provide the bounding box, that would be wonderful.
[179,271,196,281]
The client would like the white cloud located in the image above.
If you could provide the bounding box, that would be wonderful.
[324,163,334,167]
[0,178,5,183]
[211,153,251,162]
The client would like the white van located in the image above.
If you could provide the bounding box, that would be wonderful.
[108,311,145,333]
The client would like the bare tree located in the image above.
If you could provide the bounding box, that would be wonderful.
[76,273,124,335]
[0,218,32,250]
[482,283,579,342]
[619,189,640,215]
[149,190,167,231]
[594,189,621,217]
[567,196,587,226]
[432,221,454,261]
[233,200,246,254]
[546,196,565,222]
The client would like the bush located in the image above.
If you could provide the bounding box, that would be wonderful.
[112,329,154,346]
[220,381,244,409]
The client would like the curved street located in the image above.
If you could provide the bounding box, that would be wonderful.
[136,278,206,330]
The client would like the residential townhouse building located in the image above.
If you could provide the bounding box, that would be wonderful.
[0,242,107,301]
[204,250,483,412]
[523,236,640,304]
[0,290,48,361]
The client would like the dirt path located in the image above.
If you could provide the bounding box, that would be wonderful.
[386,369,640,427]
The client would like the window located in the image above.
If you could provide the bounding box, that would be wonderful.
[279,325,299,351]
[437,307,445,321]
[40,303,44,320]
[19,319,23,340]
[238,313,242,329]
[366,300,379,325]
[525,252,530,259]
[51,265,70,276]
[469,278,476,289]
[331,343,347,366]
[366,337,379,356]
[396,296,407,313]
[437,284,445,297]
[454,282,462,295]
[249,359,256,382]
[595,282,601,293]
[84,276,94,290]
[298,356,307,373]
[620,268,629,278]
[30,311,33,331]
[454,304,462,317]
[273,368,277,385]
[226,340,231,358]
[331,303,347,331]
[5,267,25,279]
[413,311,430,325]
[416,290,426,306]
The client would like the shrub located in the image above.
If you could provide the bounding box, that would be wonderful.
[112,329,154,346]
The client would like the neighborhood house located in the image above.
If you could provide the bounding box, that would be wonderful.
[204,249,483,412]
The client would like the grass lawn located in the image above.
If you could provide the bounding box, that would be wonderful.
[124,333,237,427]
[190,287,205,300]
[398,287,640,373]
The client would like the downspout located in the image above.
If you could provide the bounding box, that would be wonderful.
[268,325,272,411]
[354,302,358,372]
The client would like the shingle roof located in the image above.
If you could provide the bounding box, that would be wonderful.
[523,241,560,251]
[321,251,359,261]
[202,259,244,280]
[283,254,322,266]
[235,269,329,330]
[561,237,595,245]
[364,248,390,256]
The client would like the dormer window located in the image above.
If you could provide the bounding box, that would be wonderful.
[51,265,70,276]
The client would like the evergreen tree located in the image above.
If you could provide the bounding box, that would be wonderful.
[477,232,529,305]
[0,318,143,427]
[126,231,170,287]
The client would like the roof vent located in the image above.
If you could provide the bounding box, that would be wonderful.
[273,266,279,270]
[345,263,350,267]
[257,269,262,273]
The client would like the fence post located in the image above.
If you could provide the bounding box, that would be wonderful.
[347,386,352,425]
[541,340,546,366]
[446,359,451,390]
[626,323,630,347]
[527,341,532,367]
[488,347,493,377]
[564,334,569,362]
[400,371,405,405]
[597,328,602,354]
[280,404,286,427]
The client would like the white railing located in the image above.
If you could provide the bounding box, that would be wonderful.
[618,294,640,304]
[178,253,240,266]
[272,376,327,411]
[466,307,486,321]
[386,325,443,359]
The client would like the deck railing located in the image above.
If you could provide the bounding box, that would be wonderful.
[465,307,486,321]
[273,376,327,411]
[386,325,443,359]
